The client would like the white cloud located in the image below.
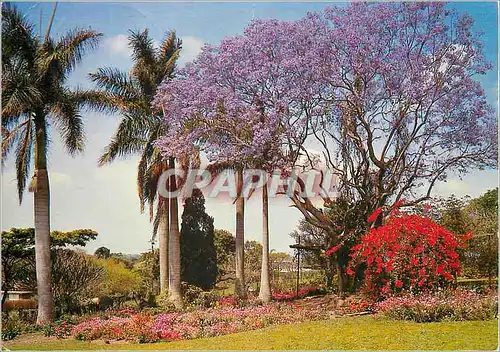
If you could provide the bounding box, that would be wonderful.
[103,34,131,58]
[178,36,205,67]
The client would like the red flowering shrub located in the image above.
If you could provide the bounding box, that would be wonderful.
[348,212,470,298]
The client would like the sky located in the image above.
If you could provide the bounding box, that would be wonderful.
[2,1,499,255]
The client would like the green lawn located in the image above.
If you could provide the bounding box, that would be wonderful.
[4,316,498,350]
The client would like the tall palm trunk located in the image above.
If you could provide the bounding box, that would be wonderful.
[234,168,247,299]
[168,157,183,308]
[258,184,271,302]
[33,118,54,324]
[159,198,169,293]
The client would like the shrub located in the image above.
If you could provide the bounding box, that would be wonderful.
[182,284,220,309]
[348,211,469,298]
[375,289,498,322]
[155,292,179,312]
[272,286,325,301]
[1,316,22,340]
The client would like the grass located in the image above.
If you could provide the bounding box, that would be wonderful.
[4,316,498,350]
[457,277,498,283]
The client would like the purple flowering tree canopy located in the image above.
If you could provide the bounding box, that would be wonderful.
[153,2,497,233]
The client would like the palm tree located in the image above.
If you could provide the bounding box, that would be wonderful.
[258,183,271,302]
[235,167,247,299]
[205,162,247,300]
[89,29,184,307]
[2,4,103,324]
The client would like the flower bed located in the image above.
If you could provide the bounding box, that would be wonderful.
[375,289,498,322]
[272,286,325,301]
[71,302,329,342]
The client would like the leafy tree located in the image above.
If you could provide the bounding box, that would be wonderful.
[108,252,137,269]
[94,246,111,259]
[290,219,336,288]
[133,249,160,304]
[89,29,183,306]
[466,189,498,234]
[214,229,236,283]
[96,258,141,298]
[2,4,103,323]
[180,190,217,290]
[439,196,471,235]
[269,251,293,283]
[462,189,498,280]
[52,249,104,315]
[244,240,263,292]
[1,228,98,303]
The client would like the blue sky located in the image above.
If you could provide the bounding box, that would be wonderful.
[2,2,498,255]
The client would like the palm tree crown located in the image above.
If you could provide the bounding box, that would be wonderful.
[2,4,103,200]
[90,29,181,225]
[89,29,183,305]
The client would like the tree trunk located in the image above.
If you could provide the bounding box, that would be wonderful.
[168,157,183,308]
[33,121,54,324]
[337,260,347,296]
[234,168,247,299]
[258,184,271,303]
[159,199,169,293]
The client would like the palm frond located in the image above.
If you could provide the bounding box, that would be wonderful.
[14,119,34,203]
[52,28,102,75]
[97,112,152,165]
[2,117,31,165]
[88,67,141,102]
[128,29,159,97]
[152,198,168,241]
[158,31,181,63]
[128,28,157,69]
[50,89,85,156]
[156,31,182,83]
[1,5,38,66]
[2,60,41,120]
[71,88,118,114]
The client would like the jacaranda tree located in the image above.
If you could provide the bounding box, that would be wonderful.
[154,3,497,295]
[153,18,321,301]
[286,3,497,290]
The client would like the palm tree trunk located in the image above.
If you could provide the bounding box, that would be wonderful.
[33,121,54,324]
[159,198,169,293]
[234,168,247,299]
[168,157,183,308]
[258,184,271,302]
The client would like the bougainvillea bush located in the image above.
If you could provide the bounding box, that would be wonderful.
[375,289,498,322]
[70,303,328,342]
[348,211,470,298]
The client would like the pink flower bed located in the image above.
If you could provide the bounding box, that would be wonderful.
[375,289,498,322]
[71,303,328,342]
[272,286,323,301]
